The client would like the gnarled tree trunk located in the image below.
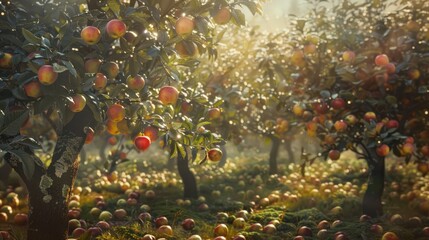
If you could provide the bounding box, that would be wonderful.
[269,137,280,175]
[362,147,385,217]
[3,107,94,240]
[177,153,198,199]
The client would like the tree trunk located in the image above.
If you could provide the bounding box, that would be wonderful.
[285,140,294,164]
[177,154,198,199]
[269,137,280,175]
[362,147,385,217]
[218,145,227,167]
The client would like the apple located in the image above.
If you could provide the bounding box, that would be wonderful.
[248,222,263,232]
[420,145,429,156]
[304,43,317,54]
[364,112,377,122]
[422,226,429,237]
[328,150,341,160]
[213,7,231,25]
[293,104,304,116]
[334,233,348,240]
[175,16,194,35]
[84,127,95,144]
[317,229,329,239]
[214,223,229,237]
[369,224,383,235]
[182,218,195,230]
[344,114,357,125]
[408,69,420,80]
[69,94,86,113]
[208,148,223,162]
[293,236,304,240]
[67,209,81,219]
[376,144,390,157]
[263,224,277,234]
[291,49,305,66]
[0,212,8,222]
[417,162,429,175]
[208,108,221,119]
[98,211,112,221]
[175,41,198,58]
[84,58,102,73]
[93,73,107,90]
[390,214,403,225]
[138,212,152,222]
[23,81,42,98]
[331,98,346,110]
[102,61,120,79]
[13,213,28,225]
[213,237,227,240]
[157,225,173,236]
[38,65,58,85]
[134,135,151,151]
[81,26,101,45]
[297,226,312,236]
[141,234,156,240]
[402,143,414,155]
[381,232,399,240]
[143,126,158,141]
[334,120,347,132]
[407,216,422,227]
[342,50,355,63]
[187,235,202,240]
[317,220,330,229]
[107,103,125,122]
[72,228,86,238]
[385,63,396,74]
[159,86,179,105]
[155,216,168,228]
[232,217,245,229]
[386,119,399,129]
[127,75,145,91]
[106,120,120,135]
[113,209,127,220]
[375,54,389,66]
[89,207,101,218]
[181,101,193,114]
[106,19,126,39]
[68,219,81,232]
[0,52,12,68]
[313,101,329,114]
[88,227,102,237]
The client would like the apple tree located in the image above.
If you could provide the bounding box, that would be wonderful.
[0,0,263,239]
[287,0,429,217]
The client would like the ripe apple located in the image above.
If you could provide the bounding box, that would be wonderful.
[107,103,125,122]
[138,212,152,222]
[376,144,390,157]
[24,81,42,98]
[155,216,168,228]
[38,65,58,85]
[68,219,81,232]
[385,63,396,74]
[408,69,420,80]
[141,234,156,240]
[375,54,389,66]
[187,235,202,240]
[213,237,227,240]
[84,59,102,73]
[214,223,228,237]
[248,223,263,232]
[175,41,198,58]
[0,52,13,68]
[208,148,223,162]
[81,26,101,45]
[342,50,355,63]
[417,162,429,175]
[232,217,246,229]
[381,232,399,240]
[386,119,399,129]
[72,228,86,238]
[328,150,341,160]
[334,120,347,132]
[175,16,194,35]
[402,143,414,155]
[113,209,127,220]
[364,112,377,122]
[313,101,329,114]
[143,126,158,141]
[293,236,304,240]
[208,107,221,119]
[331,98,346,110]
[102,61,119,79]
[85,127,95,144]
[98,211,112,221]
[420,145,429,156]
[370,224,383,235]
[0,212,8,222]
[182,218,195,230]
[105,19,127,39]
[134,135,151,151]
[406,20,420,32]
[13,213,28,225]
[297,226,312,236]
[181,101,193,114]
[157,225,173,236]
[88,227,102,237]
[317,220,330,229]
[127,75,145,91]
[422,226,429,237]
[159,86,179,105]
[213,7,231,25]
[69,94,86,112]
[263,224,277,234]
[144,190,155,199]
[344,114,357,125]
[390,214,403,225]
[293,104,304,116]
[93,73,107,90]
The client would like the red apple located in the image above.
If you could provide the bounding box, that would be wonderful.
[317,220,330,229]
[208,148,223,162]
[81,26,101,45]
[141,234,156,240]
[143,126,158,141]
[375,54,389,66]
[328,150,341,160]
[208,108,221,120]
[248,223,263,232]
[72,228,86,238]
[213,7,231,25]
[214,223,228,237]
[297,226,312,236]
[85,127,95,144]
[69,94,86,112]
[342,51,355,63]
[38,65,58,85]
[331,98,346,110]
[263,224,277,234]
[0,212,8,223]
[364,112,377,122]
[159,86,179,105]
[334,120,347,132]
[84,58,102,73]
[157,225,173,236]
[155,216,168,228]
[0,52,13,68]
[102,61,119,79]
[134,135,151,151]
[381,232,399,240]
[93,73,107,90]
[175,16,194,35]
[113,209,127,220]
[386,119,399,129]
[24,81,42,98]
[182,218,195,230]
[385,63,396,74]
[127,75,145,91]
[376,144,390,157]
[13,213,28,225]
[106,19,127,39]
[107,103,125,122]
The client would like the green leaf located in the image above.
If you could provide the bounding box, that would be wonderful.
[196,121,211,129]
[0,109,29,136]
[108,0,121,17]
[62,60,78,78]
[176,143,186,159]
[213,99,224,108]
[22,28,41,45]
[53,63,68,73]
[8,149,35,180]
[11,136,42,150]
[231,9,246,26]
